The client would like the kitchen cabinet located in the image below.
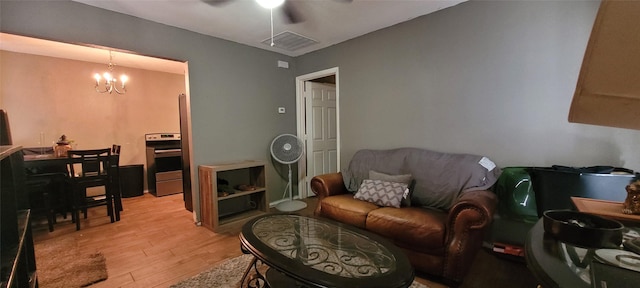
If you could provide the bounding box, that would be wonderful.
[198,160,268,232]
[569,0,640,130]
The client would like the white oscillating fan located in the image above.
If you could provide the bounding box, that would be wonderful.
[270,133,307,212]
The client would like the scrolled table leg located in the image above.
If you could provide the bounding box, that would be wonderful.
[239,256,268,288]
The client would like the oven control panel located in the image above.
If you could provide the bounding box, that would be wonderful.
[145,133,181,141]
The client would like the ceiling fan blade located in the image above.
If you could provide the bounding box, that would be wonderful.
[281,1,304,24]
[201,0,233,6]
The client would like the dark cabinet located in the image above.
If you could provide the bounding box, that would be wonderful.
[1,146,38,288]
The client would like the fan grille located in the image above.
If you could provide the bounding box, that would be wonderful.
[271,134,303,164]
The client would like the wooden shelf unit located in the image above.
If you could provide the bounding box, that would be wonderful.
[199,160,268,232]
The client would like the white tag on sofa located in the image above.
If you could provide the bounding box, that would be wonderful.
[403,188,410,199]
[479,157,496,171]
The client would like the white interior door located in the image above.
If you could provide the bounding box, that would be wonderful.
[296,67,340,199]
[305,81,338,183]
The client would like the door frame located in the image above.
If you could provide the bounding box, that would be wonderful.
[295,67,340,198]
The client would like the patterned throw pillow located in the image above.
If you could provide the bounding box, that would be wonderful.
[369,170,414,206]
[354,179,409,208]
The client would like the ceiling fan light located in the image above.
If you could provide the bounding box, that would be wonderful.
[256,0,284,9]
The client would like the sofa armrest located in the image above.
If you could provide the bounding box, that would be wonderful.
[310,172,350,201]
[447,190,497,230]
[310,172,350,217]
[443,190,497,284]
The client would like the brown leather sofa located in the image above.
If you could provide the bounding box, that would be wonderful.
[310,148,499,286]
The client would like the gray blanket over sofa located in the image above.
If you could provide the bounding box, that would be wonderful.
[342,148,502,210]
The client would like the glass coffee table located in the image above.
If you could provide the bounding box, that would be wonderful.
[525,218,640,288]
[239,214,415,288]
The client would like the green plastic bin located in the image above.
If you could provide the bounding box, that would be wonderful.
[495,167,538,223]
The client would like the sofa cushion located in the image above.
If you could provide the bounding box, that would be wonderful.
[354,179,408,208]
[366,207,447,253]
[369,170,412,184]
[369,170,414,207]
[319,194,379,228]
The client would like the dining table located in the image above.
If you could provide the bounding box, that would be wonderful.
[23,151,123,221]
[24,153,74,169]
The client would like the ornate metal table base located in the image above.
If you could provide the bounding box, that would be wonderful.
[239,256,266,288]
[239,254,309,288]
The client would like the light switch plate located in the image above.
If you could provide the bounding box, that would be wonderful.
[277,61,289,69]
[278,107,286,114]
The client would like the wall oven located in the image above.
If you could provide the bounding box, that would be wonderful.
[145,133,183,197]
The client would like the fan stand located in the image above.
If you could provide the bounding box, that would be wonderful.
[275,163,307,212]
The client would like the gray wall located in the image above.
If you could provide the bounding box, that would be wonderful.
[0,0,298,217]
[297,0,640,172]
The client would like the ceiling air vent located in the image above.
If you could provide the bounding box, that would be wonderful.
[262,31,318,52]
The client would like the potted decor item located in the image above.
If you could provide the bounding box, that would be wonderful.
[623,180,640,215]
[53,134,73,157]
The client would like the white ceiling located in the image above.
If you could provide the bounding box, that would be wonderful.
[0,0,466,74]
[73,0,466,57]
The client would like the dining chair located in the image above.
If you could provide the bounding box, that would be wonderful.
[66,148,118,230]
[24,172,68,232]
[112,144,121,155]
[111,144,123,216]
[23,147,71,232]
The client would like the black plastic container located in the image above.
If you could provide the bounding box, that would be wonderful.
[529,167,636,217]
[119,164,144,198]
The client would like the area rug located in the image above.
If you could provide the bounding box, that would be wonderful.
[34,237,108,288]
[171,254,428,288]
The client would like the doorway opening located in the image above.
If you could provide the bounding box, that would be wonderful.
[295,67,340,198]
[0,33,196,214]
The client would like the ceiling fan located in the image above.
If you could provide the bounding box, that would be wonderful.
[203,0,352,24]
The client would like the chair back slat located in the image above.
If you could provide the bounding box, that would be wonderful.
[67,148,111,180]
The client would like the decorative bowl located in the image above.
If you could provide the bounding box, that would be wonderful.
[543,210,624,249]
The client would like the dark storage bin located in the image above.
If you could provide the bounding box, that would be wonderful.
[119,164,144,198]
[528,166,636,217]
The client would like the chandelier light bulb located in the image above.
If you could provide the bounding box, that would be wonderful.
[256,0,284,9]
[94,51,127,94]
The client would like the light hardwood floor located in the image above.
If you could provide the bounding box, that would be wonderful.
[33,193,245,288]
[32,193,535,288]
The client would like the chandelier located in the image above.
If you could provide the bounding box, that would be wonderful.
[93,51,128,94]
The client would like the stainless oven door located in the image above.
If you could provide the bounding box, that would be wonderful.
[154,148,181,158]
